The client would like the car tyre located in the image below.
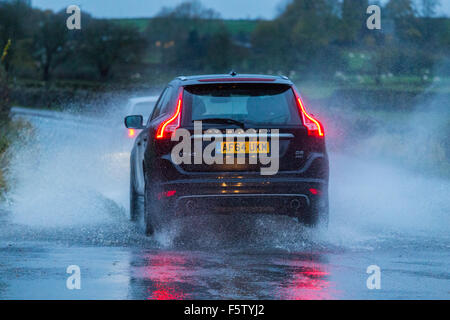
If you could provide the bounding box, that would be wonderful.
[129,167,140,222]
[144,182,160,236]
[301,197,329,228]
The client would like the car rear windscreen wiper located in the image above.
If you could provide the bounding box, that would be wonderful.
[192,118,246,128]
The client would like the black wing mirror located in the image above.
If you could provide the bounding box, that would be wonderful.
[124,115,144,129]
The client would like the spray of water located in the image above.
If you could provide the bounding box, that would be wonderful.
[1,87,448,251]
[323,76,450,248]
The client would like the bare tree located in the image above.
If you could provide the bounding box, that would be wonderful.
[385,0,417,19]
[80,19,145,80]
[32,10,69,81]
[157,0,221,20]
[421,0,440,17]
[0,1,33,74]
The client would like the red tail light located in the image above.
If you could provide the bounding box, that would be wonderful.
[156,88,183,140]
[293,89,324,137]
[309,188,322,195]
[157,190,176,200]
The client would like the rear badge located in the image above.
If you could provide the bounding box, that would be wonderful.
[295,151,304,159]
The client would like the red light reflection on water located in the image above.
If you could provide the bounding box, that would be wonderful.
[149,283,187,300]
[143,252,191,300]
[276,261,335,300]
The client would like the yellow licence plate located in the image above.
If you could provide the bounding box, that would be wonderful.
[218,141,269,154]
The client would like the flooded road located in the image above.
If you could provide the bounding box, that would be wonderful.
[0,110,449,300]
[0,230,448,299]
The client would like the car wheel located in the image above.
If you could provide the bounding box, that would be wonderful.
[144,183,159,236]
[129,169,140,222]
[301,197,329,228]
[300,210,319,227]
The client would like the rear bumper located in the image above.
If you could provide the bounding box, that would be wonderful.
[155,177,327,218]
[175,193,310,217]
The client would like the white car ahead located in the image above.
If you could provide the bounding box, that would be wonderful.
[124,96,158,139]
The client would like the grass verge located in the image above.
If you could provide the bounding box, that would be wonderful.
[0,119,33,199]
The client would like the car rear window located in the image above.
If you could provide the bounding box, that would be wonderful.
[182,84,301,126]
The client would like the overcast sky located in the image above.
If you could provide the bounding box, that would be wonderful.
[32,0,450,19]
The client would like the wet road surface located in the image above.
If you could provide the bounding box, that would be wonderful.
[0,111,449,300]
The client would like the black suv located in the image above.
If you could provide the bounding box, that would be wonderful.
[125,74,329,235]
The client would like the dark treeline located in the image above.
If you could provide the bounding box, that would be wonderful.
[0,0,449,86]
